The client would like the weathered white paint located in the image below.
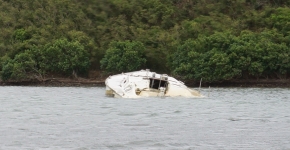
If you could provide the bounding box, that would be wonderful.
[105,69,203,98]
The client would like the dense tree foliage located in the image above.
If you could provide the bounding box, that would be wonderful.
[100,41,146,73]
[40,39,90,75]
[1,39,90,81]
[1,0,290,82]
[170,30,290,81]
[1,51,37,81]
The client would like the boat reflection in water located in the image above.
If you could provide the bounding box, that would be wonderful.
[105,69,203,98]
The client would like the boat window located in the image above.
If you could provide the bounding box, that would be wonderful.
[149,78,167,89]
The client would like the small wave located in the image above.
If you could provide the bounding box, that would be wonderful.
[148,113,158,117]
[117,112,137,116]
[123,123,150,127]
[228,117,241,121]
[100,106,112,109]
[127,140,154,146]
[13,109,24,112]
[174,110,182,113]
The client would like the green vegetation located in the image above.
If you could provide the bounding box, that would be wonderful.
[100,41,146,73]
[1,0,290,82]
[170,30,290,81]
[1,39,90,81]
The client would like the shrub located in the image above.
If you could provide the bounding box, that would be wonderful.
[100,40,147,73]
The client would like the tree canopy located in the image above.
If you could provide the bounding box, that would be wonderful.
[100,41,146,73]
[1,0,290,82]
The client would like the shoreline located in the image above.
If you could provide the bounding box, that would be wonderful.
[0,78,106,87]
[1,78,290,88]
[186,79,290,88]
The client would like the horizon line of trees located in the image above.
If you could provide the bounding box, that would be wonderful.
[1,0,290,82]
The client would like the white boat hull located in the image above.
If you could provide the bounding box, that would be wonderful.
[105,69,203,98]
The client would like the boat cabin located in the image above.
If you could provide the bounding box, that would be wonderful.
[149,73,168,90]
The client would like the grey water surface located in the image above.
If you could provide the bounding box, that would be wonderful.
[0,86,290,150]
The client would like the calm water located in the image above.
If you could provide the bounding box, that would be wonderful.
[0,86,290,150]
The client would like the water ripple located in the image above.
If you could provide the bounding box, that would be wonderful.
[0,86,290,149]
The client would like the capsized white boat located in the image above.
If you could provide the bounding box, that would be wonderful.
[105,69,203,98]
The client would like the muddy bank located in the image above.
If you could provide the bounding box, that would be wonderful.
[187,79,290,88]
[0,78,105,87]
[1,78,290,88]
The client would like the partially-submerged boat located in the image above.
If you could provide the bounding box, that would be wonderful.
[105,69,203,98]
